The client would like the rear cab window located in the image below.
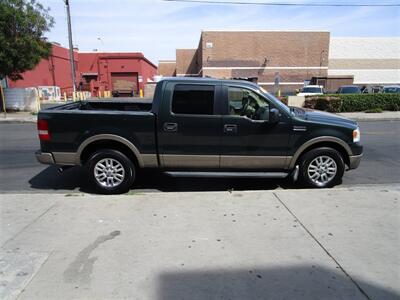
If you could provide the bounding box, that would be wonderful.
[171,84,215,115]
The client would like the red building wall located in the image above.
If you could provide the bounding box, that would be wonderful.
[7,44,79,95]
[7,44,157,97]
[78,52,157,96]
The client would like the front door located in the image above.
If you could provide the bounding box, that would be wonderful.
[157,82,222,169]
[220,85,291,170]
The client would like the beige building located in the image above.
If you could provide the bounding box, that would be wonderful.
[328,37,400,86]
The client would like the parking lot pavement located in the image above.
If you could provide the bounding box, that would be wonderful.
[1,185,399,300]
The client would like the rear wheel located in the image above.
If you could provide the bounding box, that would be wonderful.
[87,149,135,194]
[298,147,345,188]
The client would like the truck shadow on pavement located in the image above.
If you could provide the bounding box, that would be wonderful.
[29,166,297,193]
[157,265,399,300]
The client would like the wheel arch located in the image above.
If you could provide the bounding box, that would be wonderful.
[77,134,144,168]
[289,136,352,169]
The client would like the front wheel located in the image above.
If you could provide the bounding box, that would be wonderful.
[298,147,345,188]
[87,149,135,194]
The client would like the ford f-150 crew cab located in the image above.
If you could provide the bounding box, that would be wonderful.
[36,78,363,194]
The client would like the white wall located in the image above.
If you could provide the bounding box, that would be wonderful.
[329,37,400,84]
[329,69,400,85]
[330,37,400,59]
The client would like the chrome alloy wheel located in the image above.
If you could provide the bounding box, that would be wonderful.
[94,158,125,188]
[307,155,337,186]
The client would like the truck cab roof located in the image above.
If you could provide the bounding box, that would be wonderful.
[158,77,261,89]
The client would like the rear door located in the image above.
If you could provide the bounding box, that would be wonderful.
[157,82,222,169]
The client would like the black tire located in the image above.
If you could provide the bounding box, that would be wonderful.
[298,147,345,188]
[87,149,135,194]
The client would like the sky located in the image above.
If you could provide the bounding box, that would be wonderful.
[40,0,400,64]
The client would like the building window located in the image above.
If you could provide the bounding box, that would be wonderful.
[172,84,215,115]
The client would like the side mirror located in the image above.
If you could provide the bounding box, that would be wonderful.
[259,106,269,122]
[270,108,280,123]
[258,107,280,123]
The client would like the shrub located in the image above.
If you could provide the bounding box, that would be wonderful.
[365,108,383,113]
[303,96,342,112]
[339,93,400,112]
[304,93,400,112]
[278,96,288,105]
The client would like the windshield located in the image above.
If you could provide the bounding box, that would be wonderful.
[301,87,322,93]
[339,86,361,94]
[259,87,290,115]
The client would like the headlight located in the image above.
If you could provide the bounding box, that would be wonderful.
[353,127,361,143]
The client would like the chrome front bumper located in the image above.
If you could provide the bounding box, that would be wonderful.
[35,151,55,165]
[349,154,363,169]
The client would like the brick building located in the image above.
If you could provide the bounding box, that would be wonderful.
[6,43,79,94]
[157,60,176,77]
[7,43,157,97]
[158,30,400,94]
[78,52,157,96]
[158,30,330,94]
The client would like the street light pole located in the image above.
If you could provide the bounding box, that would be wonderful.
[65,0,76,92]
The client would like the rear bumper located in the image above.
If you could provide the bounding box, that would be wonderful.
[35,151,55,165]
[348,154,363,169]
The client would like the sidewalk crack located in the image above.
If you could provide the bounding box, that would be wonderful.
[1,202,58,249]
[15,251,54,300]
[273,192,372,300]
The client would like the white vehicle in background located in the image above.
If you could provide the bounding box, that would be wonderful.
[297,85,324,96]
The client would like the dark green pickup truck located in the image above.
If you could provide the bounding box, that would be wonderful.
[36,78,363,194]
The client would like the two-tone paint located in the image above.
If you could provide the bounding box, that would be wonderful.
[36,78,363,176]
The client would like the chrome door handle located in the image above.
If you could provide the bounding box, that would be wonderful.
[224,124,237,133]
[163,122,178,132]
[293,126,307,132]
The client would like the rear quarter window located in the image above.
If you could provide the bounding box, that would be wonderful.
[171,84,215,115]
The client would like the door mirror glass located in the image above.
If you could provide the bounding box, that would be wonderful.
[258,106,269,122]
[270,108,280,123]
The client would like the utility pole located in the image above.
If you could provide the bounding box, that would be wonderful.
[65,0,76,92]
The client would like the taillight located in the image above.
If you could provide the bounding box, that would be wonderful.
[37,119,51,141]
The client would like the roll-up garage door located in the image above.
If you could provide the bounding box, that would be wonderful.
[111,72,138,95]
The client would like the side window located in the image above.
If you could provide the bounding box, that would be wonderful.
[228,86,269,120]
[172,84,215,115]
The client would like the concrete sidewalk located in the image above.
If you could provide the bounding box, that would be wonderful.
[0,112,37,123]
[1,185,399,300]
[338,111,400,121]
[0,111,400,124]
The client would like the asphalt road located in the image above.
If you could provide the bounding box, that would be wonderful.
[0,121,399,193]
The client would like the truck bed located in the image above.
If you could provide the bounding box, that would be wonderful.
[38,99,157,155]
[45,99,153,112]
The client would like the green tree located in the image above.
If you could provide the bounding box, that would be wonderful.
[0,0,54,80]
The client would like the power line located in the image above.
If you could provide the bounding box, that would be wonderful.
[162,0,400,7]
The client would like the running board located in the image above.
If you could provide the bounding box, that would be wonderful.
[164,171,289,179]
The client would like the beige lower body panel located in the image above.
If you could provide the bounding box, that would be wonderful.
[162,155,219,168]
[51,152,292,170]
[52,152,77,165]
[142,154,159,168]
[220,155,291,169]
[161,154,291,169]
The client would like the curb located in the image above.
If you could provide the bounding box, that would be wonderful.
[0,118,37,124]
[341,117,400,122]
